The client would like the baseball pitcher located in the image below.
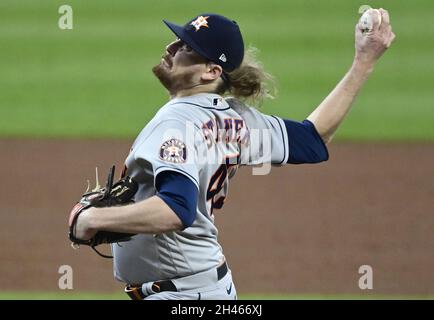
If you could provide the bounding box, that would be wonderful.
[68,10,395,299]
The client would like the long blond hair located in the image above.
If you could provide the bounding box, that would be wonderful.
[216,47,276,107]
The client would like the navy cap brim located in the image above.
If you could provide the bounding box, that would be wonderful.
[163,20,213,64]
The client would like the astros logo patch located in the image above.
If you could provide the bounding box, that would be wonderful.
[160,138,187,163]
[190,16,209,31]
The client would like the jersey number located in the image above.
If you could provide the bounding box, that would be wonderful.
[206,155,239,214]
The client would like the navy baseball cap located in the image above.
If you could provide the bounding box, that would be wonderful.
[163,14,244,72]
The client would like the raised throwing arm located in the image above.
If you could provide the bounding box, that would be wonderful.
[307,8,396,144]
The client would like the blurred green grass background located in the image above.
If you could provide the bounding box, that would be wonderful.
[0,0,433,140]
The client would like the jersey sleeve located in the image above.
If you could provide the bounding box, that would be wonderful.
[282,118,329,164]
[231,101,328,165]
[232,103,289,165]
[133,118,201,189]
[155,170,198,229]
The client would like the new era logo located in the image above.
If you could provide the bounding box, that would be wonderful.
[219,53,227,62]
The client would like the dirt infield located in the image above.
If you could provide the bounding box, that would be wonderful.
[0,139,433,295]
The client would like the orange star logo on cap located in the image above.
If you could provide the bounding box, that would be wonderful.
[190,16,210,31]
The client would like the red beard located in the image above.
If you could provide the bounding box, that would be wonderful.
[152,60,205,95]
[152,63,174,92]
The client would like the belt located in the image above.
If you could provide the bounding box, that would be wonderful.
[125,261,228,300]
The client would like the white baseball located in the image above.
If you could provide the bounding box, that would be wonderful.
[360,8,382,33]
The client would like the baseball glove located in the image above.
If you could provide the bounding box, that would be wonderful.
[68,165,138,258]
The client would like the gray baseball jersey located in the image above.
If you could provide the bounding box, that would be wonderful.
[113,93,288,285]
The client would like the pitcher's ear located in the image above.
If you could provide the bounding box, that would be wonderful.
[201,63,223,81]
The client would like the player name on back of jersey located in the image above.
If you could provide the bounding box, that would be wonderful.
[202,117,249,148]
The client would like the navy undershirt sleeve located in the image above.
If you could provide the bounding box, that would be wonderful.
[155,170,198,229]
[282,119,329,164]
